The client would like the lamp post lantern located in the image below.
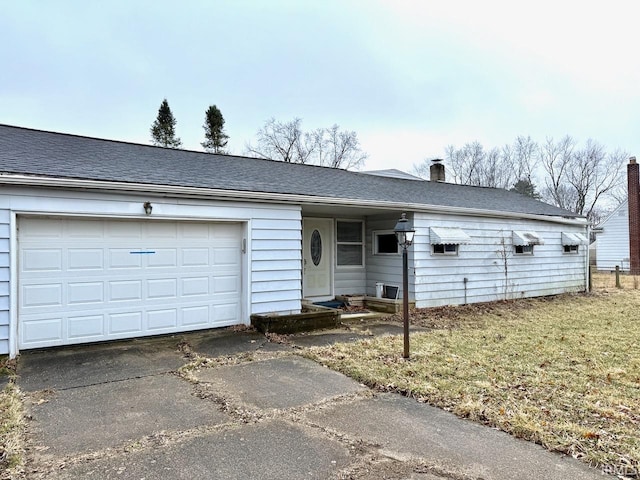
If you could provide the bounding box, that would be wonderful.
[394,213,415,359]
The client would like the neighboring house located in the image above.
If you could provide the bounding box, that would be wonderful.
[594,201,630,271]
[0,125,589,358]
[593,157,640,273]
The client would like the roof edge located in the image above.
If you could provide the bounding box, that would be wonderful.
[0,173,587,226]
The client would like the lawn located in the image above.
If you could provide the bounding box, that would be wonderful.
[306,283,640,471]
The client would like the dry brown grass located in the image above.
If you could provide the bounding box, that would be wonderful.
[0,382,25,478]
[592,270,640,290]
[306,287,640,471]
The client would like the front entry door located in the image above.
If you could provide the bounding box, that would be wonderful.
[302,218,332,298]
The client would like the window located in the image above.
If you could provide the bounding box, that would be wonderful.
[336,220,364,266]
[561,232,588,253]
[373,231,399,255]
[432,244,458,255]
[514,245,534,255]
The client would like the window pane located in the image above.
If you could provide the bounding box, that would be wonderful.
[377,234,398,254]
[337,244,363,266]
[337,221,362,242]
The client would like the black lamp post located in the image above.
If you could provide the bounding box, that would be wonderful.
[394,213,415,359]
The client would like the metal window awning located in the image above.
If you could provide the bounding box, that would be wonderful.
[430,227,472,245]
[562,232,589,245]
[512,230,545,246]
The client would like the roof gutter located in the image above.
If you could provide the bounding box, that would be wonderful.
[0,174,588,226]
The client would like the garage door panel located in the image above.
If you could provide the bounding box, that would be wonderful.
[22,249,63,272]
[182,248,210,267]
[23,284,63,308]
[22,317,63,344]
[181,223,210,238]
[68,314,105,339]
[147,278,177,299]
[107,221,142,238]
[20,218,63,238]
[109,249,143,269]
[212,303,241,325]
[68,249,104,270]
[181,306,209,326]
[67,220,105,238]
[147,222,178,238]
[148,249,177,267]
[183,277,209,296]
[19,218,244,349]
[213,247,240,265]
[109,280,143,301]
[109,312,143,334]
[147,309,178,330]
[68,282,104,304]
[213,275,240,294]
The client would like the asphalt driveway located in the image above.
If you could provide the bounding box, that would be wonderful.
[15,324,607,480]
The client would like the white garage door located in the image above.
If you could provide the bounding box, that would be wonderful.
[18,217,243,349]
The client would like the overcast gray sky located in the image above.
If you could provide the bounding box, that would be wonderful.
[2,0,639,172]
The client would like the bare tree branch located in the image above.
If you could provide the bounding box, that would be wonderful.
[245,118,366,170]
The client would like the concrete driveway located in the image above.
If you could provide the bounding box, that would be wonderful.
[15,324,607,480]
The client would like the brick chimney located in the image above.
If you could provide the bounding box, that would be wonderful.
[628,156,640,274]
[430,159,445,182]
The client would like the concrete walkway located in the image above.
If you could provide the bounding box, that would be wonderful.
[15,322,608,479]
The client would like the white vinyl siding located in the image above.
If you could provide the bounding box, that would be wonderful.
[595,201,630,271]
[0,209,9,354]
[365,214,414,299]
[413,213,587,308]
[250,212,302,315]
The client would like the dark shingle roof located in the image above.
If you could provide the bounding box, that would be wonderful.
[0,124,579,218]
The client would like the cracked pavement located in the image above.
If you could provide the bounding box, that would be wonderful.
[15,325,607,479]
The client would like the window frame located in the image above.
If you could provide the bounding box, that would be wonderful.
[563,244,579,254]
[372,230,400,256]
[335,219,365,268]
[431,243,459,256]
[514,244,534,255]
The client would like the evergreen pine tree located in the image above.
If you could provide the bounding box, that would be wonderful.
[201,105,229,153]
[150,99,182,148]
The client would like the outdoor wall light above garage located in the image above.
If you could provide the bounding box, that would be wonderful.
[143,201,153,215]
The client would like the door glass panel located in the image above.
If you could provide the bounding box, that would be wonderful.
[310,229,322,266]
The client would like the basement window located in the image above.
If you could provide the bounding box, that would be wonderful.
[373,231,399,255]
[432,244,459,255]
[561,232,588,255]
[514,245,534,255]
[429,227,470,256]
[336,220,364,267]
[512,230,543,256]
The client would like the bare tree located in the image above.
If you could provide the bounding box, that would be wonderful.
[512,135,538,182]
[317,124,367,169]
[540,136,626,220]
[445,141,484,185]
[539,135,575,209]
[566,142,626,219]
[246,117,309,163]
[246,118,366,170]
